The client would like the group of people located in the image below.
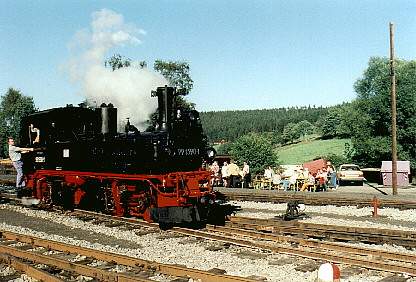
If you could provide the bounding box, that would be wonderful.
[313,165,337,191]
[210,160,251,188]
[210,160,338,191]
[262,162,338,192]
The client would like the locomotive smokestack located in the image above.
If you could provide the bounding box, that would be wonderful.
[98,103,117,137]
[162,85,169,130]
[101,103,110,134]
[153,86,175,131]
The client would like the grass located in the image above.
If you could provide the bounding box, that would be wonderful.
[276,138,351,165]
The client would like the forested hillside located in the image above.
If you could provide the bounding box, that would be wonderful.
[200,106,329,142]
[200,57,416,176]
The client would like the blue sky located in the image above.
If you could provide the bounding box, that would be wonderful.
[1,1,416,112]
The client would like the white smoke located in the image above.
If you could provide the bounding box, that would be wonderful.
[64,8,167,130]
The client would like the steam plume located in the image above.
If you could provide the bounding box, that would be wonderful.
[64,9,167,130]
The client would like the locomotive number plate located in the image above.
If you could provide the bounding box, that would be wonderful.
[35,156,46,163]
[177,148,200,156]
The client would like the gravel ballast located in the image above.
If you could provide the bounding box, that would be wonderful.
[1,204,415,281]
[232,201,416,231]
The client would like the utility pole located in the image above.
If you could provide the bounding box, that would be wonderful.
[389,22,398,195]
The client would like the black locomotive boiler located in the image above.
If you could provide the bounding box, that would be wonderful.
[20,86,218,225]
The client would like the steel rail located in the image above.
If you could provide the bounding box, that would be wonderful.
[0,243,150,282]
[228,216,416,247]
[0,253,64,282]
[0,230,255,282]
[205,225,416,264]
[169,227,416,276]
[221,191,416,209]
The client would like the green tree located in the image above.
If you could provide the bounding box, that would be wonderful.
[0,88,37,157]
[154,60,195,111]
[229,133,279,175]
[352,57,416,170]
[320,108,342,139]
[335,102,361,138]
[200,106,328,143]
[349,136,393,168]
[105,54,132,71]
[154,60,194,94]
[105,54,147,71]
[216,142,233,155]
[319,104,357,139]
[282,122,303,144]
[297,120,314,138]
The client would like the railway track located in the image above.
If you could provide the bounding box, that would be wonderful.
[219,190,416,209]
[0,253,62,282]
[0,230,254,282]
[2,191,416,278]
[66,209,416,277]
[2,191,416,248]
[227,216,416,248]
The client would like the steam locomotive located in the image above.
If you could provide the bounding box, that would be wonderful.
[20,86,219,226]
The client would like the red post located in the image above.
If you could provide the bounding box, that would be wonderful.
[372,196,380,217]
[111,180,123,216]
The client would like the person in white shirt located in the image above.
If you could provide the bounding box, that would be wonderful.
[289,171,299,190]
[242,162,250,188]
[8,137,33,190]
[221,162,229,187]
[210,161,220,186]
[264,166,274,180]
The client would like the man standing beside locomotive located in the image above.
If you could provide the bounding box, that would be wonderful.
[8,137,33,191]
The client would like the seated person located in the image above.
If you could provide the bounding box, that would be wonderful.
[288,172,298,190]
[272,173,282,189]
[210,161,220,186]
[263,166,274,180]
[301,172,315,191]
[221,162,229,187]
[316,169,328,191]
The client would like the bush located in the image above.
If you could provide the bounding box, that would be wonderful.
[229,133,279,175]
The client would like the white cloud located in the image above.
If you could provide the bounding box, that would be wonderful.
[63,8,167,130]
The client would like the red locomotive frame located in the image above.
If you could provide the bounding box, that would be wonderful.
[26,169,214,222]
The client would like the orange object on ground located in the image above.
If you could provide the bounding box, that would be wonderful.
[372,196,380,217]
